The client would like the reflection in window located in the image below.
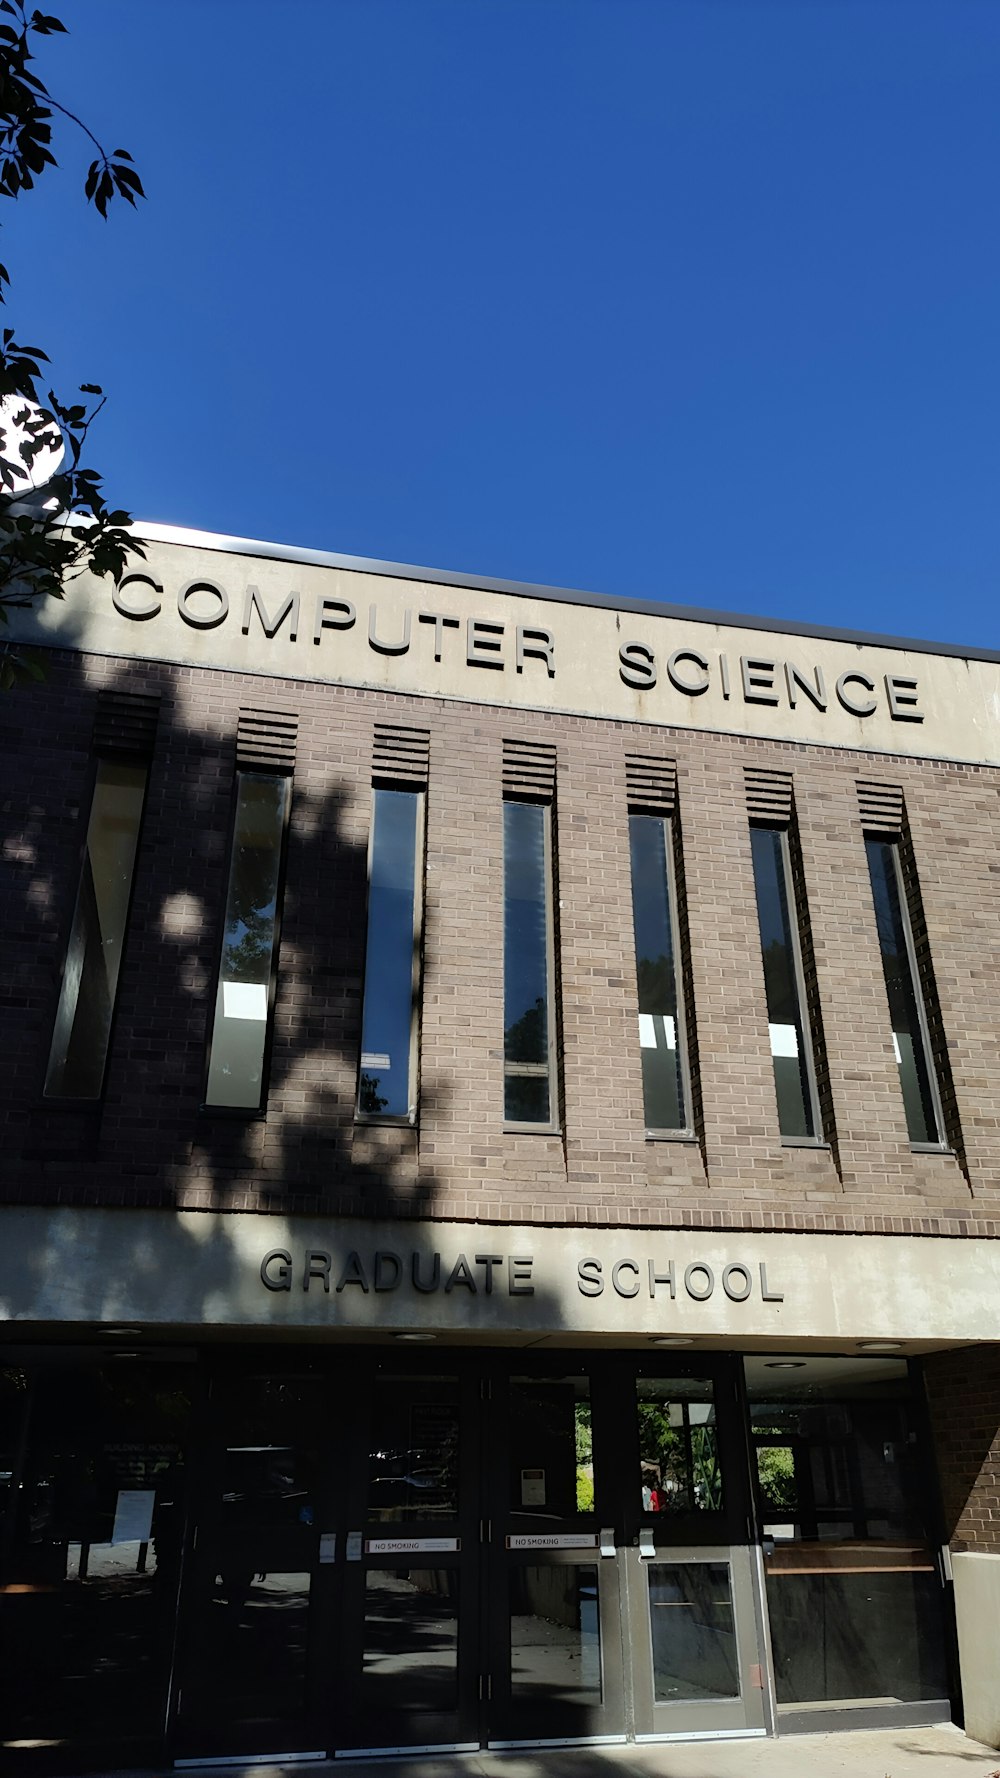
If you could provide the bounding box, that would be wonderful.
[629,814,688,1130]
[363,1569,458,1712]
[648,1563,738,1701]
[509,1375,593,1518]
[510,1565,601,1704]
[358,789,423,1118]
[45,759,147,1099]
[750,825,818,1140]
[865,837,942,1144]
[637,1377,722,1515]
[206,772,290,1109]
[217,1373,322,1530]
[208,1571,311,1726]
[503,800,557,1125]
[367,1375,459,1522]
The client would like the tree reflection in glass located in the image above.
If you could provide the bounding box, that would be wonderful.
[206,772,289,1109]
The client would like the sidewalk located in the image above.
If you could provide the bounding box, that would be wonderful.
[138,1725,999,1778]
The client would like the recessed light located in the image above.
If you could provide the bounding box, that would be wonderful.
[858,1340,903,1353]
[651,1336,693,1347]
[765,1361,806,1369]
[393,1332,437,1343]
[99,1326,143,1337]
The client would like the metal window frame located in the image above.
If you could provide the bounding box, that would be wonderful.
[354,785,426,1127]
[874,836,947,1149]
[202,766,293,1116]
[750,822,823,1146]
[628,811,694,1139]
[42,752,152,1105]
[503,797,560,1134]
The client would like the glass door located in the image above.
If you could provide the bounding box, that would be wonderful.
[1,1354,192,1776]
[624,1367,767,1738]
[336,1366,481,1755]
[486,1366,626,1746]
[173,1365,335,1762]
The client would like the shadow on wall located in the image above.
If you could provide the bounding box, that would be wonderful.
[0,645,459,1225]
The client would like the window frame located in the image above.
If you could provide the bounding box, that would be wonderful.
[502,796,560,1134]
[627,810,695,1140]
[864,832,948,1151]
[749,820,825,1147]
[202,767,293,1118]
[41,751,152,1105]
[354,784,426,1127]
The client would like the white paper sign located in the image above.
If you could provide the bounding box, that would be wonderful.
[111,1488,155,1545]
[521,1467,546,1506]
[319,1533,337,1564]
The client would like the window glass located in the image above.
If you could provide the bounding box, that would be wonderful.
[44,759,147,1099]
[358,788,421,1118]
[509,1375,593,1519]
[865,838,940,1144]
[629,814,687,1130]
[510,1566,601,1704]
[637,1376,722,1515]
[745,1355,948,1709]
[367,1375,460,1523]
[750,825,816,1139]
[206,771,289,1110]
[503,800,555,1124]
[648,1562,738,1701]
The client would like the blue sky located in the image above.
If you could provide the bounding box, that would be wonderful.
[9,0,1000,645]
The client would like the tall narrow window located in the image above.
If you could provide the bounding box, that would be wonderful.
[749,801,821,1141]
[865,836,943,1144]
[629,814,689,1132]
[44,758,149,1099]
[357,788,424,1120]
[503,799,557,1127]
[206,771,290,1110]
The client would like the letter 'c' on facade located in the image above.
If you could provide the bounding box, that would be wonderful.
[113,573,162,620]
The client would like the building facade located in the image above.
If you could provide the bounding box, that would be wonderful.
[2,526,1000,1769]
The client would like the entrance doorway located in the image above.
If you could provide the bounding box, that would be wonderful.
[173,1352,767,1760]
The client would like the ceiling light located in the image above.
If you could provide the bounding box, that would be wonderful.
[858,1340,903,1353]
[650,1336,693,1347]
[765,1360,806,1369]
[393,1332,437,1343]
[99,1326,143,1337]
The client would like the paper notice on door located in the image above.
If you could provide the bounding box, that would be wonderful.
[111,1488,155,1545]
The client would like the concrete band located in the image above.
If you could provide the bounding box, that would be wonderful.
[8,535,1000,768]
[1,1206,996,1345]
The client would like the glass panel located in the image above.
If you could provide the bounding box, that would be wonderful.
[1,1363,190,1754]
[206,771,289,1109]
[745,1354,949,1706]
[44,759,147,1098]
[358,789,420,1118]
[367,1375,459,1523]
[362,1568,458,1712]
[510,1565,601,1704]
[750,825,815,1139]
[865,838,940,1143]
[648,1562,739,1701]
[503,800,553,1124]
[509,1375,593,1520]
[629,814,686,1129]
[217,1373,323,1530]
[637,1377,722,1514]
[207,1570,311,1726]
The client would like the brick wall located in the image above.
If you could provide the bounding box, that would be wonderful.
[925,1347,1000,1552]
[3,645,1000,1235]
